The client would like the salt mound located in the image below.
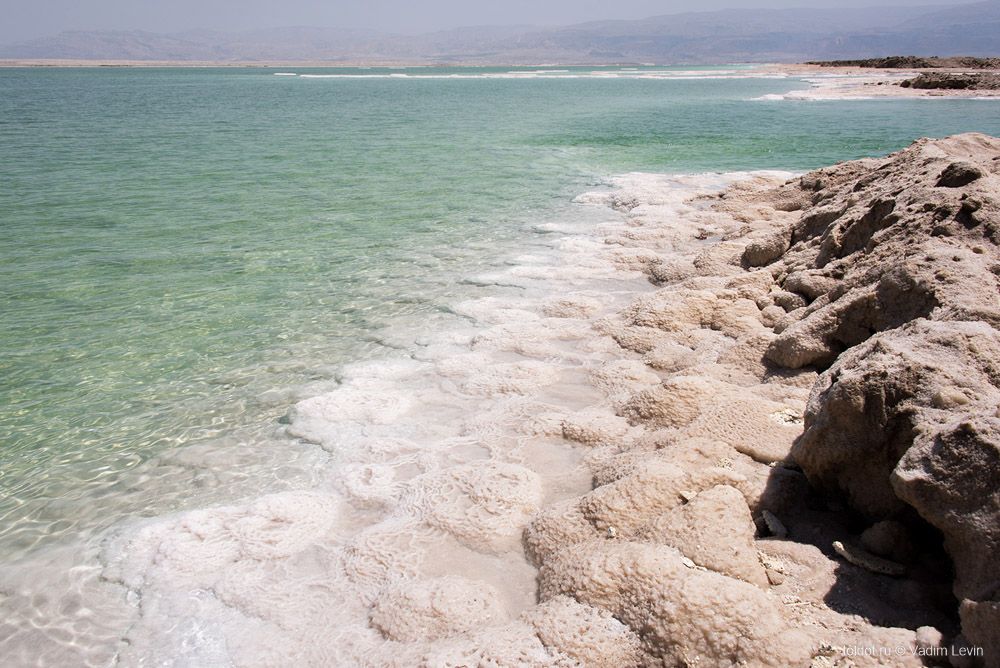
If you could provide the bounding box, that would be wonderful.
[232,492,339,560]
[523,498,603,567]
[102,507,244,590]
[104,491,339,589]
[459,360,561,395]
[294,385,412,425]
[560,409,633,447]
[369,576,507,641]
[521,595,643,666]
[619,375,726,427]
[538,540,815,666]
[407,461,543,549]
[638,484,768,586]
[541,292,606,318]
[342,519,438,602]
[588,359,661,400]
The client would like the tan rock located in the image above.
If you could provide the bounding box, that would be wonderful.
[638,484,769,586]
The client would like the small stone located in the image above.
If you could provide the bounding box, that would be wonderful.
[937,161,984,188]
[860,520,913,561]
[762,510,788,538]
[931,387,970,408]
[769,408,803,425]
[915,626,945,651]
[832,540,906,577]
[961,197,983,212]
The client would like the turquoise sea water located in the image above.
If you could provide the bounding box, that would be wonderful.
[1,65,999,572]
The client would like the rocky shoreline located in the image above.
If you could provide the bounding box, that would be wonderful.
[95,135,999,666]
[805,57,1000,70]
[761,63,1000,99]
[518,133,999,665]
[900,73,1000,90]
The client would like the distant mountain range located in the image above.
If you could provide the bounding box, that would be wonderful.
[2,1,999,64]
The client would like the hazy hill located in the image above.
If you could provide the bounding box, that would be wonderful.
[2,1,998,63]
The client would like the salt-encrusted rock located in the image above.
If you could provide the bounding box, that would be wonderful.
[744,134,1000,652]
[639,484,769,586]
[511,146,1000,666]
[588,359,661,400]
[725,269,775,299]
[680,396,803,463]
[376,619,563,667]
[619,375,726,428]
[691,239,747,277]
[596,319,671,354]
[914,625,946,654]
[742,227,793,267]
[520,595,643,667]
[762,135,1000,371]
[771,290,808,312]
[523,498,602,567]
[589,450,666,487]
[369,576,507,642]
[761,509,788,539]
[860,520,915,562]
[561,410,633,448]
[937,161,984,188]
[760,304,786,327]
[832,540,907,577]
[407,461,543,549]
[622,288,718,331]
[538,540,817,666]
[579,460,751,535]
[783,270,838,301]
[541,292,605,318]
[643,342,699,372]
[959,598,1000,663]
[893,416,1000,601]
[649,256,697,284]
[710,295,765,337]
[578,460,688,534]
[795,319,1000,524]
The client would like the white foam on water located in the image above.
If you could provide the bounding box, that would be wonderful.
[290,70,801,81]
[5,169,780,665]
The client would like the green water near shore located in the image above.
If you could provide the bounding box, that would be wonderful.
[1,65,998,556]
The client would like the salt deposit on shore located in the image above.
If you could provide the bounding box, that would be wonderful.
[93,135,1000,666]
[759,64,1000,100]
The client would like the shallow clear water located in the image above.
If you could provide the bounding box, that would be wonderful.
[1,64,998,560]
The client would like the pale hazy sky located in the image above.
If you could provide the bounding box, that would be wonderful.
[0,0,979,44]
